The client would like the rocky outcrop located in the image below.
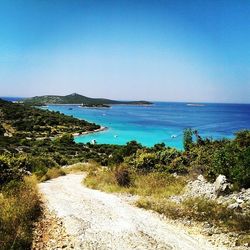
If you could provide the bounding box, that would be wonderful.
[169,175,250,249]
[171,174,250,214]
[214,175,231,196]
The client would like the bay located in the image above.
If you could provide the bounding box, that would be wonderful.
[48,102,250,149]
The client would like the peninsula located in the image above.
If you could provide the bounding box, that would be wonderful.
[22,93,153,106]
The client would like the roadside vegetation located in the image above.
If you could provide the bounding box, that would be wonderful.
[0,174,40,250]
[137,197,250,232]
[83,129,250,236]
[85,168,186,197]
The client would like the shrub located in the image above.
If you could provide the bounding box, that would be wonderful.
[133,150,157,172]
[40,167,65,182]
[235,130,250,147]
[26,156,58,178]
[115,165,131,187]
[0,155,24,187]
[0,176,41,250]
[210,142,250,188]
[54,133,75,145]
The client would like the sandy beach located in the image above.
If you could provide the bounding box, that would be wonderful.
[73,126,107,137]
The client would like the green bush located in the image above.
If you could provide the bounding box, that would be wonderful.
[133,150,158,172]
[0,155,24,187]
[211,142,250,188]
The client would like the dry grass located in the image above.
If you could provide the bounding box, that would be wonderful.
[84,168,120,193]
[84,168,186,198]
[40,167,66,182]
[0,176,41,250]
[137,197,250,232]
[131,172,186,197]
[64,161,99,174]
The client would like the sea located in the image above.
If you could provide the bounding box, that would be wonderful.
[48,102,250,150]
[2,97,250,150]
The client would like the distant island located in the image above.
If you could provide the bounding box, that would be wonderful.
[187,103,205,107]
[80,103,111,108]
[22,93,153,106]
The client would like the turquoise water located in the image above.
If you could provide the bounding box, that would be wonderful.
[48,102,250,149]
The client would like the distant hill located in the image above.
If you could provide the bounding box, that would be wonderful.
[22,93,153,106]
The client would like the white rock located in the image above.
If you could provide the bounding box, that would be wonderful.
[214,175,230,195]
[227,203,240,210]
[197,175,205,182]
[236,198,244,204]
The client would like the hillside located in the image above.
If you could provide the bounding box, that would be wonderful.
[0,98,100,140]
[23,93,153,105]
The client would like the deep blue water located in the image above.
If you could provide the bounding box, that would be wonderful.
[0,97,24,102]
[46,102,250,149]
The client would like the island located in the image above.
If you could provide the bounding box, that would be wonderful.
[80,103,111,108]
[22,93,153,106]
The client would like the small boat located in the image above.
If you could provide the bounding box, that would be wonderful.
[171,135,177,138]
[91,139,96,144]
[114,135,118,138]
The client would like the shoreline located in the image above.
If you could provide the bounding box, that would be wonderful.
[42,103,153,107]
[73,126,107,137]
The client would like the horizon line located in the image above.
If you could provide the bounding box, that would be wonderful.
[1,95,249,105]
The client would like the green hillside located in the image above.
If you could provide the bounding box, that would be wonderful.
[0,98,100,140]
[23,93,153,105]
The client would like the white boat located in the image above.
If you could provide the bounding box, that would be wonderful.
[91,139,96,144]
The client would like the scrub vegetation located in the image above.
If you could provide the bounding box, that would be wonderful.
[0,99,249,248]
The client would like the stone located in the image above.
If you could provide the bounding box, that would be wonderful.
[214,175,231,196]
[203,222,212,228]
[172,172,178,177]
[227,203,242,211]
[236,198,244,204]
[197,175,205,182]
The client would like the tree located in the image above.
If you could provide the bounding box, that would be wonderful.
[183,128,193,151]
[123,141,143,156]
[193,130,204,146]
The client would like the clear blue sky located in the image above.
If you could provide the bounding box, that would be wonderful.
[0,0,249,103]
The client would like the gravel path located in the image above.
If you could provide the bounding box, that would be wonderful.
[39,174,225,250]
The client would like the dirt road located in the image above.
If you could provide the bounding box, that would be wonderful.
[39,174,224,250]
